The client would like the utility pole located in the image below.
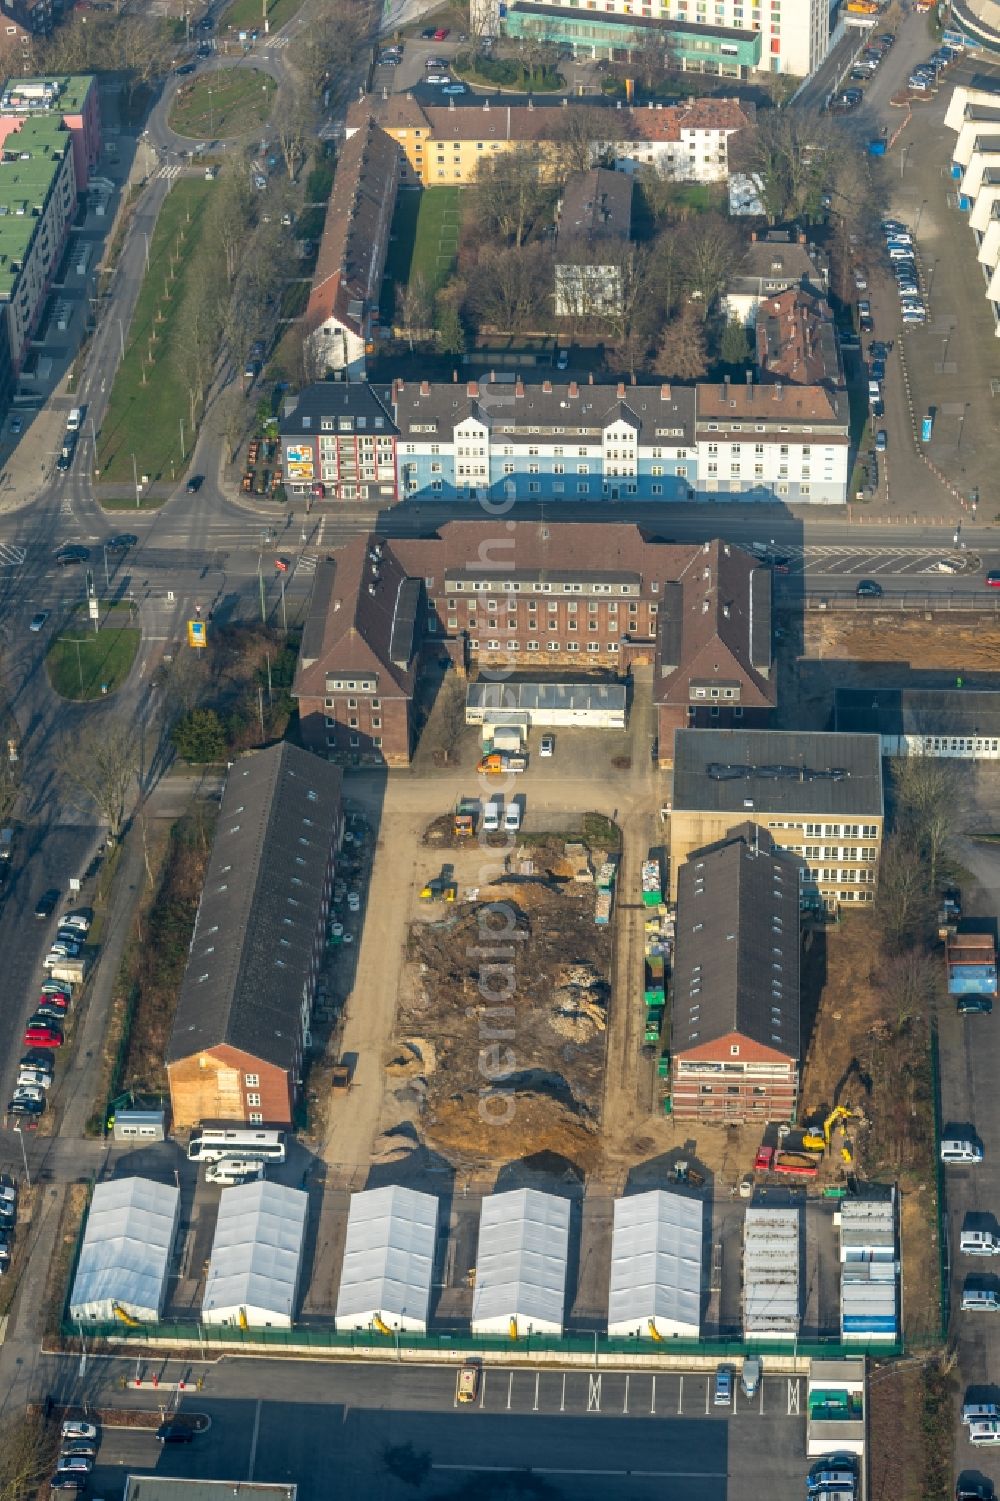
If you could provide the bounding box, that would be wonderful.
[257,555,266,622]
[131,451,141,509]
[257,684,265,742]
[179,417,185,460]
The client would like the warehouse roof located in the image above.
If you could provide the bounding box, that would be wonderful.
[70,1177,179,1320]
[834,687,1000,740]
[672,729,883,817]
[166,744,342,1072]
[203,1181,308,1322]
[472,1189,570,1332]
[671,826,801,1060]
[607,1190,703,1334]
[467,680,627,715]
[335,1185,438,1329]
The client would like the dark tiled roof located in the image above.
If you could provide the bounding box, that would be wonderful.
[166,744,341,1071]
[281,382,397,437]
[671,826,801,1060]
[834,687,1000,738]
[755,288,843,390]
[306,119,398,338]
[672,729,883,817]
[655,540,775,712]
[557,167,632,246]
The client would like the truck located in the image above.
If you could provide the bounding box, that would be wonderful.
[644,954,665,1005]
[641,857,662,907]
[595,890,612,925]
[740,1358,761,1398]
[453,797,478,838]
[596,859,617,893]
[477,753,527,775]
[47,955,90,987]
[644,1006,664,1043]
[946,927,998,998]
[772,1151,819,1176]
[489,725,523,755]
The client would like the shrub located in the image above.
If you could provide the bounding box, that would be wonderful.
[171,707,227,762]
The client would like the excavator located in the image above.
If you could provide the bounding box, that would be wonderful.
[112,1302,140,1327]
[801,1105,863,1154]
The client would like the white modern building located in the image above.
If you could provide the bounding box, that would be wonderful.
[695,381,849,505]
[607,1190,703,1339]
[945,84,1000,332]
[471,1189,571,1337]
[466,681,627,732]
[202,1181,308,1329]
[335,1185,438,1334]
[834,688,1000,761]
[839,1194,898,1344]
[742,1205,800,1341]
[69,1176,180,1325]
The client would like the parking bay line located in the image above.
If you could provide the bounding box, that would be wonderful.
[433,1467,729,1479]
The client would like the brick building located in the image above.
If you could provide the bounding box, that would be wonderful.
[166,743,343,1130]
[293,523,774,766]
[755,287,843,390]
[669,728,884,913]
[670,825,801,1123]
[305,117,398,379]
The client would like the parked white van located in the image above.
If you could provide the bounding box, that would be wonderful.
[204,1157,265,1186]
[504,799,522,833]
[482,799,501,833]
[961,1287,1000,1311]
[942,1138,983,1163]
[961,1229,1000,1256]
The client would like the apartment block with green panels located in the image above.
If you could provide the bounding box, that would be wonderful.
[0,113,77,367]
[504,3,762,73]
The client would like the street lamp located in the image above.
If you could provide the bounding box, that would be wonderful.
[132,450,141,509]
[117,317,125,362]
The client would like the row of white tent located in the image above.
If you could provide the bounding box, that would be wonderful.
[69,1176,308,1328]
[336,1183,704,1339]
[68,1178,706,1338]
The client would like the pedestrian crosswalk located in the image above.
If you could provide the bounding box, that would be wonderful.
[153,164,183,182]
[0,543,25,567]
[263,33,291,47]
[296,553,318,575]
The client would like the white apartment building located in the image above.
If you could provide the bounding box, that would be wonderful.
[695,381,849,505]
[945,84,1000,333]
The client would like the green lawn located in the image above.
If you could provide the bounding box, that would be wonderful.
[168,68,275,138]
[381,188,460,321]
[224,0,301,35]
[99,495,166,511]
[99,180,214,484]
[46,606,141,700]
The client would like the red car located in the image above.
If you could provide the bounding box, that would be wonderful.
[274,556,290,573]
[24,1024,63,1048]
[987,570,1000,588]
[37,993,68,1012]
[433,26,449,38]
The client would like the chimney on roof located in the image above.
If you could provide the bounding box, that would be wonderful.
[568,381,579,398]
[799,232,807,245]
[542,380,552,393]
[750,230,757,243]
[515,378,525,398]
[631,373,636,385]
[490,370,496,383]
[392,378,401,401]
[452,370,458,382]
[588,372,594,385]
[420,380,430,396]
[775,382,783,401]
[467,380,479,398]
[616,381,626,398]
[660,384,671,400]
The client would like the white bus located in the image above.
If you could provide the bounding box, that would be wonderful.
[187,1128,286,1164]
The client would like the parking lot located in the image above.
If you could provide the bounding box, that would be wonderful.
[85,1376,810,1501]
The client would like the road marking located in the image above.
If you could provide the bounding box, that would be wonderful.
[479,1370,486,1409]
[533,1372,539,1412]
[623,1373,629,1415]
[787,1378,800,1416]
[155,164,183,181]
[247,1398,262,1480]
[0,544,25,566]
[433,1467,729,1479]
[650,1375,656,1415]
[587,1374,601,1413]
[506,1371,513,1411]
[560,1373,566,1412]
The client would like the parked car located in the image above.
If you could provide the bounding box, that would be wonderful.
[441,83,466,93]
[958,996,993,1014]
[987,570,1000,588]
[34,888,59,918]
[23,1022,63,1048]
[18,1068,52,1090]
[29,610,48,633]
[433,26,449,38]
[425,73,450,84]
[156,1423,195,1444]
[60,1422,98,1442]
[8,1097,44,1117]
[60,912,91,934]
[856,579,883,599]
[53,546,89,567]
[106,533,137,552]
[540,734,555,757]
[875,430,887,452]
[424,56,447,67]
[713,1365,733,1405]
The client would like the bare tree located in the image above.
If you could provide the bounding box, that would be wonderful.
[396,273,432,351]
[219,386,249,465]
[432,677,467,764]
[548,107,625,179]
[471,148,552,249]
[210,162,258,284]
[875,834,935,955]
[58,720,140,843]
[879,949,937,1030]
[0,1409,57,1501]
[893,756,966,893]
[275,85,313,182]
[654,305,707,379]
[466,243,552,334]
[291,0,376,98]
[0,757,20,828]
[172,272,223,428]
[628,26,676,93]
[678,212,743,318]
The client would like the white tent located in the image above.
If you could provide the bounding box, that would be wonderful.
[69,1176,180,1324]
[607,1190,703,1339]
[335,1185,437,1334]
[202,1181,308,1328]
[471,1188,570,1337]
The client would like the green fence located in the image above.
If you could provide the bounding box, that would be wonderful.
[60,1317,902,1361]
[930,1019,949,1340]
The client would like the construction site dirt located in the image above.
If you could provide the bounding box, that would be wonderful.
[777,610,1000,731]
[392,836,613,1170]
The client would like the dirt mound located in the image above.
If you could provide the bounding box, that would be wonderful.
[397,885,611,1168]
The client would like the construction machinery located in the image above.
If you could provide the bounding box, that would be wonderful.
[239,1308,249,1330]
[674,1160,705,1188]
[112,1303,139,1327]
[801,1106,863,1154]
[647,1320,663,1341]
[373,1313,391,1336]
[420,864,457,903]
[509,1317,518,1340]
[453,797,478,838]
